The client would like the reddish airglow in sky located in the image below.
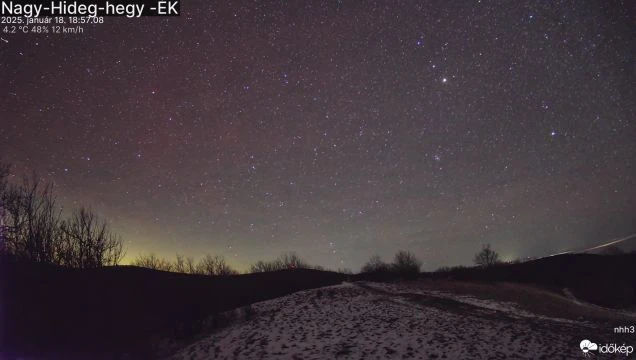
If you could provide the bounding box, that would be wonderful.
[1,1,634,271]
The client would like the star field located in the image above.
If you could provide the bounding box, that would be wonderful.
[1,0,634,270]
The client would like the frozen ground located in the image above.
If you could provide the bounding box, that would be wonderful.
[170,281,598,359]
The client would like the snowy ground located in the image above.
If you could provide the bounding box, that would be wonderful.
[170,281,598,359]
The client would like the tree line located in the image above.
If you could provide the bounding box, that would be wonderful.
[0,163,124,268]
[0,162,507,275]
[132,251,346,276]
[359,245,504,278]
[359,250,423,278]
[132,253,238,276]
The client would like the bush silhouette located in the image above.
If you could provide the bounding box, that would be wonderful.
[360,255,390,274]
[392,250,422,279]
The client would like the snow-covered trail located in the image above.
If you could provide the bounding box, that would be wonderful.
[170,282,595,359]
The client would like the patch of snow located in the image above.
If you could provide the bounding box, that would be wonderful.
[171,282,594,359]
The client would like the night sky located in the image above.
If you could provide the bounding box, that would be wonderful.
[1,1,634,271]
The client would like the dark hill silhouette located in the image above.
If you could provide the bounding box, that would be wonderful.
[0,257,346,359]
[3,252,635,358]
[429,253,636,309]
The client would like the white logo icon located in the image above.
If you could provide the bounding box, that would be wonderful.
[580,340,598,357]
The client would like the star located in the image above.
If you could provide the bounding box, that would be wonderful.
[1,0,632,273]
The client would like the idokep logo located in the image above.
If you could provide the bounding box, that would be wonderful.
[580,340,598,357]
[580,339,634,357]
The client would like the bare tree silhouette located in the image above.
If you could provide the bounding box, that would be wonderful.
[185,255,200,274]
[249,260,280,273]
[0,162,9,254]
[132,253,174,271]
[249,252,309,273]
[58,207,124,268]
[0,163,125,268]
[197,254,238,276]
[132,253,239,275]
[277,252,308,269]
[173,253,186,273]
[473,244,500,267]
[2,173,61,264]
